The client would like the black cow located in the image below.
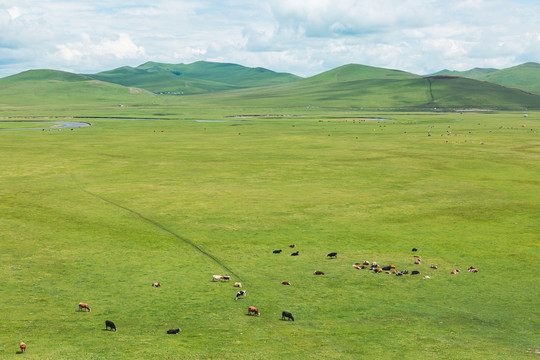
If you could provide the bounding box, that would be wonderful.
[411,271,420,275]
[105,320,117,332]
[291,251,299,256]
[235,290,247,300]
[382,266,392,271]
[167,328,182,334]
[282,311,294,321]
[412,248,418,252]
[273,249,282,254]
[327,252,338,258]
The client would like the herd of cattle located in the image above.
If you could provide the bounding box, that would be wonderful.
[17,245,478,353]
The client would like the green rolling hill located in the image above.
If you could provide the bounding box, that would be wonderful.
[186,65,540,109]
[0,63,539,110]
[430,62,540,95]
[87,61,302,94]
[0,69,154,107]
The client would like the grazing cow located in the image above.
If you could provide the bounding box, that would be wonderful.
[248,306,260,316]
[78,303,91,312]
[220,276,231,282]
[289,244,296,248]
[282,281,291,285]
[430,264,438,269]
[327,252,338,258]
[20,342,26,353]
[371,262,377,266]
[363,261,370,265]
[402,270,409,274]
[451,269,460,274]
[382,266,392,271]
[167,328,182,334]
[152,282,161,287]
[423,275,430,279]
[212,275,222,282]
[413,255,421,258]
[468,266,478,272]
[412,248,418,252]
[105,320,117,332]
[369,265,379,270]
[411,271,420,275]
[396,272,403,276]
[281,311,295,321]
[235,290,247,300]
[354,265,365,269]
[392,270,399,274]
[291,251,299,256]
[414,259,421,264]
[385,271,390,274]
[273,249,282,254]
[234,282,242,287]
[374,268,383,273]
[314,271,325,275]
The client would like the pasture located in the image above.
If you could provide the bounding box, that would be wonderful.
[0,107,538,359]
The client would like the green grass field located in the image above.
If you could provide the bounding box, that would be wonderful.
[1,106,539,359]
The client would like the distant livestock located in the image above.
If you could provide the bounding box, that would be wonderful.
[20,342,26,353]
[363,261,370,265]
[78,303,91,312]
[105,320,117,331]
[468,266,478,272]
[314,271,325,275]
[451,269,460,274]
[281,311,295,321]
[289,244,296,248]
[152,282,161,287]
[412,248,418,252]
[235,290,247,300]
[212,275,231,282]
[234,282,242,287]
[248,306,260,316]
[291,251,299,256]
[273,249,282,254]
[327,252,338,258]
[430,264,438,269]
[415,259,421,264]
[282,281,291,285]
[167,328,182,334]
[411,271,420,275]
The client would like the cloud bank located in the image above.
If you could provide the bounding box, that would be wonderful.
[1,0,539,78]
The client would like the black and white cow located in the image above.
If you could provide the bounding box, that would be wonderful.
[167,328,182,334]
[235,290,247,300]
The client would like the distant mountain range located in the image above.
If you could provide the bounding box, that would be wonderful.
[0,61,539,109]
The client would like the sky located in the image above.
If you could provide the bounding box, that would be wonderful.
[1,0,539,78]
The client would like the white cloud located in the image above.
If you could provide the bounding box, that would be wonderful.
[0,0,538,77]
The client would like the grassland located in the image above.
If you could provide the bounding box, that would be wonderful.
[0,102,539,359]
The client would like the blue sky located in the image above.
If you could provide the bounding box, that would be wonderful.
[0,0,539,78]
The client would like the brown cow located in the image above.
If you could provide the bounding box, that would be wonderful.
[78,303,91,312]
[414,259,421,264]
[152,282,161,287]
[20,342,26,353]
[430,264,438,269]
[314,271,325,275]
[221,276,231,282]
[363,261,370,265]
[451,269,460,274]
[289,244,296,248]
[282,281,291,285]
[248,306,260,316]
[234,282,242,287]
[468,266,478,273]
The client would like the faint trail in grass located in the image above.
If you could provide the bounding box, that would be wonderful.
[69,174,242,281]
